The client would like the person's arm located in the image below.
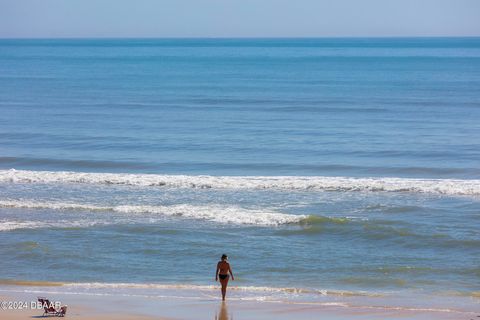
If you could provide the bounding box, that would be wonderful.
[215,262,220,281]
[229,264,234,281]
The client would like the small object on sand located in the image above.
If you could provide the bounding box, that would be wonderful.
[38,297,68,317]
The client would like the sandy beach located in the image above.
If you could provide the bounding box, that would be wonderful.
[1,285,478,320]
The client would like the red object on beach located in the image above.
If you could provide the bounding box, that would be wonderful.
[37,297,67,317]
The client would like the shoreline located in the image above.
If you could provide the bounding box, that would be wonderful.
[1,284,478,320]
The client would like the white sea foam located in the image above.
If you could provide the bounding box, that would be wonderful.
[0,280,378,297]
[1,169,479,195]
[0,200,307,229]
[0,219,105,232]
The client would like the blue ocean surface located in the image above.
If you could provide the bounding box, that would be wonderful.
[0,38,479,305]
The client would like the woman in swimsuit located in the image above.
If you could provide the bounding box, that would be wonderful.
[215,254,234,301]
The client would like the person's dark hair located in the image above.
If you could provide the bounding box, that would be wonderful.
[221,254,228,260]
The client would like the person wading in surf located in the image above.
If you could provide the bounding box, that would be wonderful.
[215,254,234,301]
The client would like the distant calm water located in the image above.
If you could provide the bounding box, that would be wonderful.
[0,38,479,303]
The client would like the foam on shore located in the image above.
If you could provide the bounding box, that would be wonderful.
[0,279,381,298]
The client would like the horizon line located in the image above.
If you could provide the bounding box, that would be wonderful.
[1,35,480,40]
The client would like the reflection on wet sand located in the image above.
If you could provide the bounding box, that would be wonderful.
[215,301,232,320]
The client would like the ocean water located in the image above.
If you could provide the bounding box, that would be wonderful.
[0,38,479,306]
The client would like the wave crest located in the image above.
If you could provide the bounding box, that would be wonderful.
[0,200,307,228]
[1,169,478,195]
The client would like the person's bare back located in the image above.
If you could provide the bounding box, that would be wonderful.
[217,260,230,275]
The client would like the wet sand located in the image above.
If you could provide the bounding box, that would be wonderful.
[1,287,476,320]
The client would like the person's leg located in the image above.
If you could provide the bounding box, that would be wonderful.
[220,277,229,300]
[220,279,226,300]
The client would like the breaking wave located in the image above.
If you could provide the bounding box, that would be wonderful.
[0,200,307,229]
[1,169,479,195]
